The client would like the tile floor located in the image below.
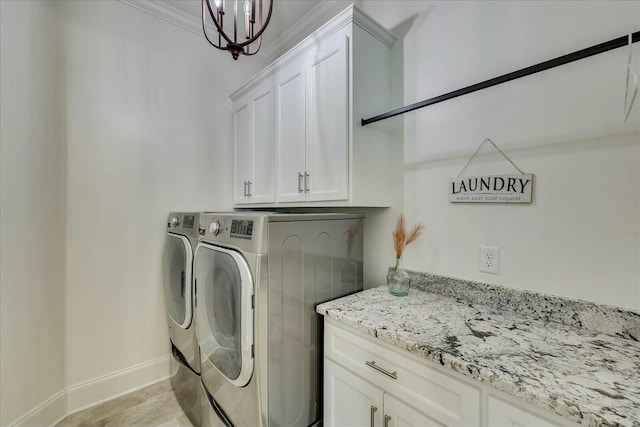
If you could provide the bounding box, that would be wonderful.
[56,380,193,427]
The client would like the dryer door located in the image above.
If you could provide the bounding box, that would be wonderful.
[195,243,254,387]
[164,233,193,329]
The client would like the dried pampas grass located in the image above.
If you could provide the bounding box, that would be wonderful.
[392,214,424,259]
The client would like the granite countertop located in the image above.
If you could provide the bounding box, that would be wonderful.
[317,279,640,427]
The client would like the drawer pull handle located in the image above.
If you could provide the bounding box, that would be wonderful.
[370,405,377,427]
[365,360,397,380]
[384,415,391,427]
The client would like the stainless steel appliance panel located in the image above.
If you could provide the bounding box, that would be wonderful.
[164,213,201,374]
[165,212,202,427]
[197,213,363,427]
[170,348,201,427]
[266,218,364,427]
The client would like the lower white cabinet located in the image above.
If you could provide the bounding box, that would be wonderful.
[324,319,480,427]
[324,319,576,427]
[487,397,562,427]
[325,359,441,427]
[325,359,383,427]
[384,394,443,427]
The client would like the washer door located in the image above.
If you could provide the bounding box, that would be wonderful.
[163,233,193,329]
[195,243,254,387]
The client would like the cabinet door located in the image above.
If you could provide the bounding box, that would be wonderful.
[276,59,307,202]
[488,396,561,427]
[383,394,443,427]
[250,82,275,203]
[324,359,383,427]
[233,96,252,205]
[306,31,349,202]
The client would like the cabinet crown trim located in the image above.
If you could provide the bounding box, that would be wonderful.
[229,5,395,102]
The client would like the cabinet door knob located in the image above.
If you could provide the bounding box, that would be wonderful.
[370,406,378,427]
[298,172,304,193]
[365,360,398,380]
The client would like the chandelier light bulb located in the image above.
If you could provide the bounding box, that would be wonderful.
[244,0,251,38]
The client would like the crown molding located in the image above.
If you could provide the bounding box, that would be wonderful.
[119,1,353,64]
[353,6,395,48]
[119,0,206,36]
[255,1,353,62]
[230,3,395,101]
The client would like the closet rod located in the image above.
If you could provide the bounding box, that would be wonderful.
[361,30,640,126]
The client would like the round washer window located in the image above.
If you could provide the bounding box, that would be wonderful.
[195,243,254,386]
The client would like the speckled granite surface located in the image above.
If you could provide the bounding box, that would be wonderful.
[408,271,640,340]
[317,283,640,427]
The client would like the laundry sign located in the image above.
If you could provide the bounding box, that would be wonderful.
[449,174,533,203]
[450,138,533,204]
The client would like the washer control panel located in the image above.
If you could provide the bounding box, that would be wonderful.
[167,213,198,239]
[199,213,267,254]
[230,219,253,239]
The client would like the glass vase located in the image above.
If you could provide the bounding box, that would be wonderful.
[387,257,410,296]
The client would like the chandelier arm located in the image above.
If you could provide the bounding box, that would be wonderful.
[244,2,261,56]
[202,2,226,50]
[203,0,235,47]
[244,0,263,55]
[244,36,262,55]
[234,0,272,48]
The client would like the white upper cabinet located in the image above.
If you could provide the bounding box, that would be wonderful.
[231,5,396,208]
[233,96,253,204]
[275,57,307,203]
[305,30,349,202]
[233,80,276,205]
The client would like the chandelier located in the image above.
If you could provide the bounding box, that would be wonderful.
[202,0,274,60]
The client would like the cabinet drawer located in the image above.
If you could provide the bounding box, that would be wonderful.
[325,320,480,427]
[488,396,563,427]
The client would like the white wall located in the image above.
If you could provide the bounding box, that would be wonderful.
[0,1,67,425]
[61,0,260,389]
[1,0,261,424]
[359,1,640,310]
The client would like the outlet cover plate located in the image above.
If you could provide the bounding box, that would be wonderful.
[480,246,500,274]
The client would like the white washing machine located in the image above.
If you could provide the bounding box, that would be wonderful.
[164,212,202,427]
[194,212,364,427]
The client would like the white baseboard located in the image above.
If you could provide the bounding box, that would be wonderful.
[65,355,171,415]
[8,389,68,427]
[9,355,171,427]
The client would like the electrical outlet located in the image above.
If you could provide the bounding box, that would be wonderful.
[479,246,500,274]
